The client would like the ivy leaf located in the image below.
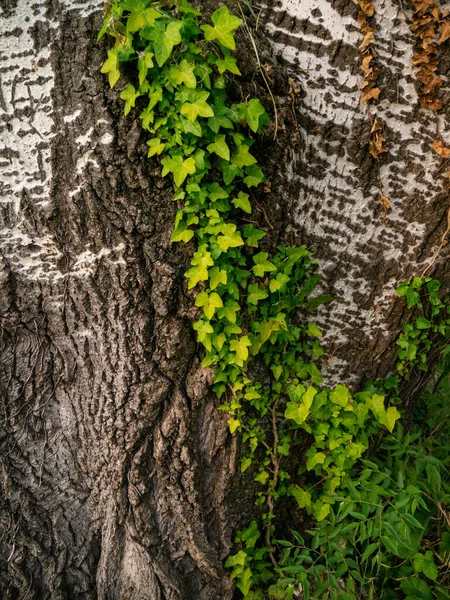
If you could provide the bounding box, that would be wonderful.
[195,291,223,319]
[181,91,215,121]
[176,0,202,16]
[269,273,290,293]
[147,137,165,157]
[254,470,269,485]
[138,51,154,85]
[207,134,230,161]
[209,266,227,290]
[220,161,242,185]
[217,223,244,251]
[170,219,194,243]
[216,53,241,75]
[169,59,197,88]
[329,384,350,407]
[153,20,183,67]
[127,7,161,32]
[208,114,234,133]
[285,401,310,425]
[247,283,269,305]
[228,418,241,434]
[193,319,214,350]
[306,451,326,471]
[313,501,331,522]
[232,191,251,213]
[307,322,322,338]
[217,299,241,323]
[201,6,243,50]
[289,485,311,509]
[243,224,266,248]
[230,335,252,360]
[100,48,121,88]
[161,155,196,187]
[244,165,265,188]
[207,182,228,202]
[120,84,140,116]
[241,457,252,473]
[185,245,214,289]
[244,99,268,133]
[231,144,257,168]
[381,406,401,433]
[252,252,277,277]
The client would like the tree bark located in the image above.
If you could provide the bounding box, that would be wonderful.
[0,0,448,599]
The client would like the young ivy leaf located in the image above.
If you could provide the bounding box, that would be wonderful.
[232,191,251,213]
[207,134,230,161]
[153,20,183,67]
[185,245,214,289]
[193,319,214,351]
[247,283,269,305]
[100,48,120,88]
[252,252,277,277]
[244,165,265,188]
[217,299,241,324]
[161,155,196,187]
[243,224,266,248]
[201,6,243,50]
[195,291,224,319]
[127,7,161,33]
[169,59,197,88]
[209,266,227,290]
[120,84,140,116]
[147,137,165,157]
[230,335,251,361]
[231,144,257,168]
[244,99,269,133]
[216,53,241,75]
[138,51,154,85]
[181,91,214,121]
[217,223,244,251]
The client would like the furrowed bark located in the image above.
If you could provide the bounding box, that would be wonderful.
[0,0,449,598]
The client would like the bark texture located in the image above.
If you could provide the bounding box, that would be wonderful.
[0,0,449,599]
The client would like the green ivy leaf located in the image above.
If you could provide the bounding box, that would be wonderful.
[181,91,215,121]
[201,6,243,50]
[231,144,257,168]
[153,20,183,67]
[307,452,326,471]
[232,191,251,213]
[253,252,277,277]
[216,53,241,75]
[414,552,438,581]
[193,319,214,350]
[228,418,240,434]
[243,224,266,248]
[161,155,196,186]
[209,266,227,290]
[254,470,269,485]
[217,223,244,251]
[207,134,230,161]
[244,99,268,133]
[247,283,269,305]
[169,59,197,88]
[329,384,350,407]
[120,84,140,116]
[138,51,154,85]
[230,335,251,360]
[244,165,265,188]
[289,485,311,509]
[217,299,241,323]
[185,245,214,289]
[100,48,121,88]
[147,137,165,157]
[127,6,161,32]
[195,291,223,319]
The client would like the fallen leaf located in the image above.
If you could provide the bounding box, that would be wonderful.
[362,87,381,101]
[432,140,450,158]
[380,195,391,210]
[439,21,450,44]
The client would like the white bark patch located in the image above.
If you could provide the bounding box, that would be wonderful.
[260,0,449,380]
[0,0,106,282]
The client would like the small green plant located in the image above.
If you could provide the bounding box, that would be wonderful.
[99,4,449,598]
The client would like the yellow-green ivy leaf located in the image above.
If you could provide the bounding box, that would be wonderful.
[254,470,269,485]
[209,266,227,290]
[147,137,165,157]
[154,20,182,67]
[169,59,197,88]
[217,223,244,251]
[195,291,223,319]
[241,457,252,473]
[138,51,154,85]
[127,7,161,32]
[100,48,120,88]
[120,84,140,116]
[181,91,214,121]
[232,191,251,213]
[382,405,401,433]
[207,134,230,161]
[231,144,257,168]
[161,155,196,186]
[306,451,326,471]
[290,485,311,509]
[230,335,251,361]
[185,245,214,289]
[252,252,276,277]
[216,53,241,75]
[201,6,243,50]
[228,418,240,434]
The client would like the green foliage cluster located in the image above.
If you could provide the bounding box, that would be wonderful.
[99,3,449,599]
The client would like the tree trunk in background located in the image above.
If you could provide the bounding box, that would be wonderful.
[0,0,448,599]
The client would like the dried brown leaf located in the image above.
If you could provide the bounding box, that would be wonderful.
[432,140,450,158]
[439,21,450,44]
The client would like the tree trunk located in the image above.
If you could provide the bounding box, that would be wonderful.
[0,0,448,599]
